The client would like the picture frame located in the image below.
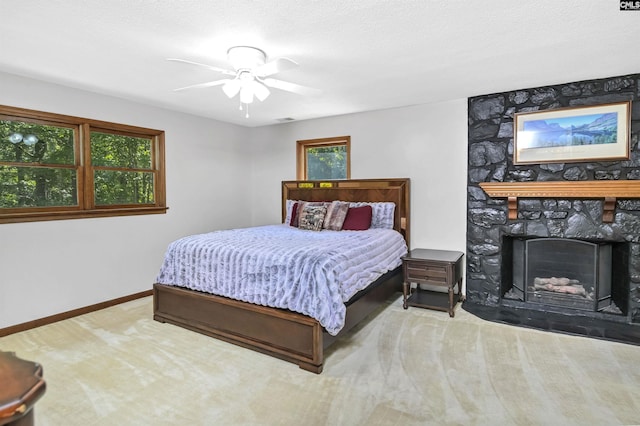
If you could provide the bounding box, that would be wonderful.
[513,101,631,165]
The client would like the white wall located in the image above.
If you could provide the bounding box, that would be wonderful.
[0,72,252,328]
[248,100,469,253]
[0,72,469,328]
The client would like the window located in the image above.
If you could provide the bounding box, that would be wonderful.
[296,136,350,180]
[0,105,166,223]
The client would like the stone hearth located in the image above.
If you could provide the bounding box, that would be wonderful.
[464,73,640,345]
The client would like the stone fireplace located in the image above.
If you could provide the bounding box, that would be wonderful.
[503,237,627,313]
[465,73,640,345]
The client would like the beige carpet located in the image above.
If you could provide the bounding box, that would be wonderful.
[1,296,639,426]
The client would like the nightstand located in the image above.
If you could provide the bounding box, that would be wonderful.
[402,248,464,317]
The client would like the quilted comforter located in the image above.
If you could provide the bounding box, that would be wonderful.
[155,224,407,335]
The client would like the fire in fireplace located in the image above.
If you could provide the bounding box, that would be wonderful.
[503,237,628,316]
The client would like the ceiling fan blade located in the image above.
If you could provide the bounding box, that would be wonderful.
[254,57,298,77]
[173,79,231,91]
[167,58,236,76]
[262,78,321,96]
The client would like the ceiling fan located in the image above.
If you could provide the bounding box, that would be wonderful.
[168,46,320,117]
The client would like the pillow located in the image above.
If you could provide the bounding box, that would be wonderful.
[342,205,373,230]
[292,201,329,227]
[349,202,395,229]
[284,199,301,225]
[287,199,394,228]
[298,204,327,231]
[323,200,350,230]
[289,202,300,226]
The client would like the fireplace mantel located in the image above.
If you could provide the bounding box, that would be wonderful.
[479,181,640,222]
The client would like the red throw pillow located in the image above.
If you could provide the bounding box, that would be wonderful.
[342,205,373,230]
[290,202,300,226]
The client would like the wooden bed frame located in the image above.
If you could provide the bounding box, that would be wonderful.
[153,178,410,373]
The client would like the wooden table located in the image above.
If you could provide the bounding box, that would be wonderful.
[0,352,46,426]
[402,248,464,317]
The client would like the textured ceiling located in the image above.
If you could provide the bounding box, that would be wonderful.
[1,1,639,127]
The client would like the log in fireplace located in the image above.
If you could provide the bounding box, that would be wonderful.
[502,237,628,317]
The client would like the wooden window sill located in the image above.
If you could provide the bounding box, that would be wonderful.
[0,206,168,224]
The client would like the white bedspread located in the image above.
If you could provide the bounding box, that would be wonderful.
[155,224,407,335]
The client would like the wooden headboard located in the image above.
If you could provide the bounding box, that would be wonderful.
[282,178,410,248]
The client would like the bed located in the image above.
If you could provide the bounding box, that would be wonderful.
[153,178,410,373]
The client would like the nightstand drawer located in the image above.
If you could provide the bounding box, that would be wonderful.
[405,264,447,283]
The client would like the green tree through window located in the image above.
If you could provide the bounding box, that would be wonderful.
[0,105,166,223]
[297,136,350,180]
[91,131,154,205]
[0,119,76,208]
[306,145,347,180]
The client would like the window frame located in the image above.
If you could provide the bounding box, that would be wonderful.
[296,136,351,180]
[0,104,166,224]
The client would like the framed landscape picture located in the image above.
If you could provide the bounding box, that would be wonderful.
[513,101,631,164]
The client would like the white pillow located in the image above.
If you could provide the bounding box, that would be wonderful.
[348,202,396,229]
[284,199,300,225]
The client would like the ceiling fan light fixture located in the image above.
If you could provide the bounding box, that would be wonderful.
[170,45,320,118]
[222,79,241,98]
[239,86,254,104]
[251,80,270,102]
[8,133,23,144]
[23,134,39,146]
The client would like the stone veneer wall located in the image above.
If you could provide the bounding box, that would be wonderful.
[466,73,640,324]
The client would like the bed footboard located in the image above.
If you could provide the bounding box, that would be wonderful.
[153,267,402,373]
[153,283,325,373]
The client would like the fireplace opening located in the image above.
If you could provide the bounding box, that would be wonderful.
[502,237,629,316]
